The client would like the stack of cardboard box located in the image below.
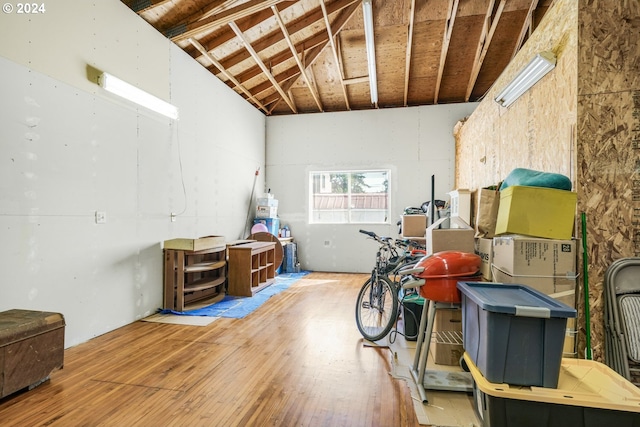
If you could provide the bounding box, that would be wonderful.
[472,185,579,357]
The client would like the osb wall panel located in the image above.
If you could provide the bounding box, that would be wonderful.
[576,1,640,363]
[578,0,640,95]
[455,0,577,189]
[577,91,640,362]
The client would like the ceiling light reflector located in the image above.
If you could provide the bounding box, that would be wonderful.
[363,0,378,105]
[494,51,556,108]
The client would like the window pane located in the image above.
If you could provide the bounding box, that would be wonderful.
[310,170,390,224]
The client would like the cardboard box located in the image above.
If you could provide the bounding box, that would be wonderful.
[401,214,427,238]
[563,318,577,358]
[495,186,577,240]
[256,205,278,218]
[256,197,278,207]
[491,235,577,300]
[433,308,464,365]
[474,237,493,281]
[447,189,472,225]
[164,236,225,251]
[426,217,475,255]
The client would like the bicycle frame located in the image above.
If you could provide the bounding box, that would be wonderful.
[355,229,426,342]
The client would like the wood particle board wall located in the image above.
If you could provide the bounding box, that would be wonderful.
[576,1,640,362]
[455,0,640,362]
[454,0,577,190]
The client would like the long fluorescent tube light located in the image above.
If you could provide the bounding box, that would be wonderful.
[98,72,179,119]
[494,51,556,108]
[362,0,378,105]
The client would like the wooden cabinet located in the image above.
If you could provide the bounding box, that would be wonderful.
[163,245,226,311]
[227,241,276,297]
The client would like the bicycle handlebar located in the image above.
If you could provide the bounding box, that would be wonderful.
[359,229,376,238]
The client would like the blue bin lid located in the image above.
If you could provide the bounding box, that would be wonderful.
[456,282,577,319]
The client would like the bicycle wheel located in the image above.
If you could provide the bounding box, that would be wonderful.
[355,275,399,342]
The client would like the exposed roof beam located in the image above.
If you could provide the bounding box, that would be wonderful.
[229,21,298,113]
[183,4,286,58]
[434,0,459,104]
[158,0,230,35]
[261,1,360,110]
[403,0,416,106]
[512,0,539,58]
[344,76,369,85]
[188,37,269,114]
[465,0,505,101]
[195,0,358,77]
[272,6,324,111]
[123,0,170,14]
[171,0,289,42]
[319,0,350,110]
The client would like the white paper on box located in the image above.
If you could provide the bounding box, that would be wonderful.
[256,206,278,218]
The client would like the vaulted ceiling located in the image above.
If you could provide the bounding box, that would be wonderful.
[122,0,554,115]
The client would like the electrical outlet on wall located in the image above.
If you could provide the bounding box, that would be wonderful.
[95,211,107,224]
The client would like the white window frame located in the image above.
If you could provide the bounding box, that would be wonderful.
[308,169,391,225]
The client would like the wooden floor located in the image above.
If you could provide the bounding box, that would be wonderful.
[0,272,423,427]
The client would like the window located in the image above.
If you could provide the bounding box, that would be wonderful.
[309,170,390,224]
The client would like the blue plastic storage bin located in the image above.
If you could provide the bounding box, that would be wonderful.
[457,282,577,388]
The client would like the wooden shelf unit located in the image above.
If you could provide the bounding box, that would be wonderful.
[227,241,276,297]
[163,245,226,311]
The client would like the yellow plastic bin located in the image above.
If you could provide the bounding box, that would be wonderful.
[495,185,577,240]
[464,353,640,427]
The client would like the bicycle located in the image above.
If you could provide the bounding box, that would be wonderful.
[355,229,426,342]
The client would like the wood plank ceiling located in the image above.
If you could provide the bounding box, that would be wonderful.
[122,0,554,116]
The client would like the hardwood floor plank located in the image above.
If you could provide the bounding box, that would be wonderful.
[0,273,424,426]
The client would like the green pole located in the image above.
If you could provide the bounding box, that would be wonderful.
[581,212,592,360]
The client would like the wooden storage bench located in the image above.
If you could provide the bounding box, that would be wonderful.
[0,309,65,398]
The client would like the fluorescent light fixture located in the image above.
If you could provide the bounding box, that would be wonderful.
[98,72,179,119]
[362,0,378,105]
[494,51,556,108]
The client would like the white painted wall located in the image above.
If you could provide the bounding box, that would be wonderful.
[0,1,265,347]
[266,104,478,273]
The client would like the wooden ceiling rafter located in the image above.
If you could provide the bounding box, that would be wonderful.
[465,0,505,101]
[200,0,358,85]
[170,0,289,42]
[124,0,170,14]
[229,20,298,112]
[319,0,350,110]
[183,2,296,59]
[271,5,324,111]
[156,0,230,35]
[434,0,459,104]
[188,37,269,113]
[122,0,555,115]
[262,1,360,112]
[403,0,416,106]
[512,0,539,59]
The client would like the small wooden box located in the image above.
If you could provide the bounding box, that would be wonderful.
[0,309,65,398]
